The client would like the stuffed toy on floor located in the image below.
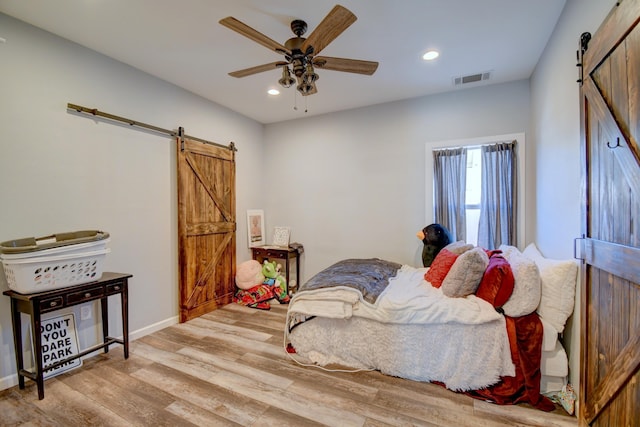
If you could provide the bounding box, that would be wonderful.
[233,259,290,310]
[234,260,272,309]
[262,260,290,304]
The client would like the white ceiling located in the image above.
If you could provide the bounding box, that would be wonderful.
[0,0,566,124]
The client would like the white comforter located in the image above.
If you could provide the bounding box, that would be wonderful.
[286,265,516,391]
[288,265,504,325]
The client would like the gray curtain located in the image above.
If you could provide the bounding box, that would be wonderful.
[433,147,467,242]
[478,141,517,249]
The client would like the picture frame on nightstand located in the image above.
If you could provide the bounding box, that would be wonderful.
[272,226,290,247]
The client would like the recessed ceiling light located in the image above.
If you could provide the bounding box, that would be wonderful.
[268,88,280,96]
[423,50,439,61]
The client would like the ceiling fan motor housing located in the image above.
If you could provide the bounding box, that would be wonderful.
[290,19,307,36]
[285,35,309,78]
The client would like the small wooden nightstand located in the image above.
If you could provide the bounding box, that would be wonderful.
[3,272,131,400]
[251,243,303,294]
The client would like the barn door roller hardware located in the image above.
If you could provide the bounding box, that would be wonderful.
[576,32,591,84]
[178,127,185,151]
[66,103,237,152]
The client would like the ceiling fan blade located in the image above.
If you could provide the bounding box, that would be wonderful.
[301,5,356,56]
[220,17,290,55]
[314,56,378,75]
[228,61,287,78]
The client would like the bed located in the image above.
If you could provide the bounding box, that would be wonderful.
[285,243,578,411]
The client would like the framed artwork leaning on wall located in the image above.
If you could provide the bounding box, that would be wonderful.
[247,209,265,247]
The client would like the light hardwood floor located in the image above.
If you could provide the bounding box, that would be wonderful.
[1,303,577,426]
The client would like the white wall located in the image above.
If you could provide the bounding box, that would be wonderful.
[263,80,531,280]
[530,0,614,397]
[0,14,265,389]
[531,0,613,259]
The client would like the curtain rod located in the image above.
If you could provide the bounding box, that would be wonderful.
[432,139,516,152]
[67,103,236,152]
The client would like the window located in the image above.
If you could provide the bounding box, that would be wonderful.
[465,147,482,245]
[426,134,524,250]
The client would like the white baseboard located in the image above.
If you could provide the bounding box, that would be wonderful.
[129,316,179,341]
[0,315,179,391]
[0,373,18,392]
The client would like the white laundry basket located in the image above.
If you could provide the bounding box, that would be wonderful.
[0,230,110,293]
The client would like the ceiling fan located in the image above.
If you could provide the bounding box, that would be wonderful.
[219,4,379,96]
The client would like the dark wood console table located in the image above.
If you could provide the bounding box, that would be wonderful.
[3,272,131,400]
[251,243,303,294]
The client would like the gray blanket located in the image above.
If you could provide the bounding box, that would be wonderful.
[299,258,402,304]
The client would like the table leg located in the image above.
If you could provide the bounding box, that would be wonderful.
[9,299,24,390]
[101,297,109,353]
[121,280,129,359]
[32,307,45,400]
[284,256,291,295]
[295,252,301,291]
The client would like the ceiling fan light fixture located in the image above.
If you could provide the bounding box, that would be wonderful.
[303,63,319,84]
[278,66,296,88]
[297,81,315,95]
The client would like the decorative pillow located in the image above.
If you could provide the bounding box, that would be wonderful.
[540,317,559,352]
[424,249,458,288]
[523,243,578,333]
[498,244,520,260]
[476,252,515,308]
[499,245,542,317]
[443,240,474,255]
[441,247,489,298]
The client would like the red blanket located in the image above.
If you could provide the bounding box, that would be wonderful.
[466,312,555,411]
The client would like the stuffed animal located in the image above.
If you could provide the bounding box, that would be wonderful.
[234,284,274,310]
[262,260,290,303]
[417,223,452,267]
[234,260,273,309]
[235,259,265,290]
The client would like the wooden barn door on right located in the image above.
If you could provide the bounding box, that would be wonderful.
[579,0,640,425]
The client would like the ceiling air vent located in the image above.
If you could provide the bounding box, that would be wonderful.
[453,71,492,87]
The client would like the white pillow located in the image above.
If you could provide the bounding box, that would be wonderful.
[499,245,541,317]
[498,244,520,259]
[523,243,578,333]
[540,317,559,352]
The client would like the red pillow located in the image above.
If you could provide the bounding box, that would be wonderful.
[475,253,514,308]
[424,249,458,288]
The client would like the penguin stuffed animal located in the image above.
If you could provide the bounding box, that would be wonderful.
[417,224,452,267]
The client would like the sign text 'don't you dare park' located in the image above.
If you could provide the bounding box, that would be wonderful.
[39,313,82,379]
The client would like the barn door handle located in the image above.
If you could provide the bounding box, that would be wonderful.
[607,137,621,149]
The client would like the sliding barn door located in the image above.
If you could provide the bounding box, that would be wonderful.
[177,136,236,322]
[579,1,640,424]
